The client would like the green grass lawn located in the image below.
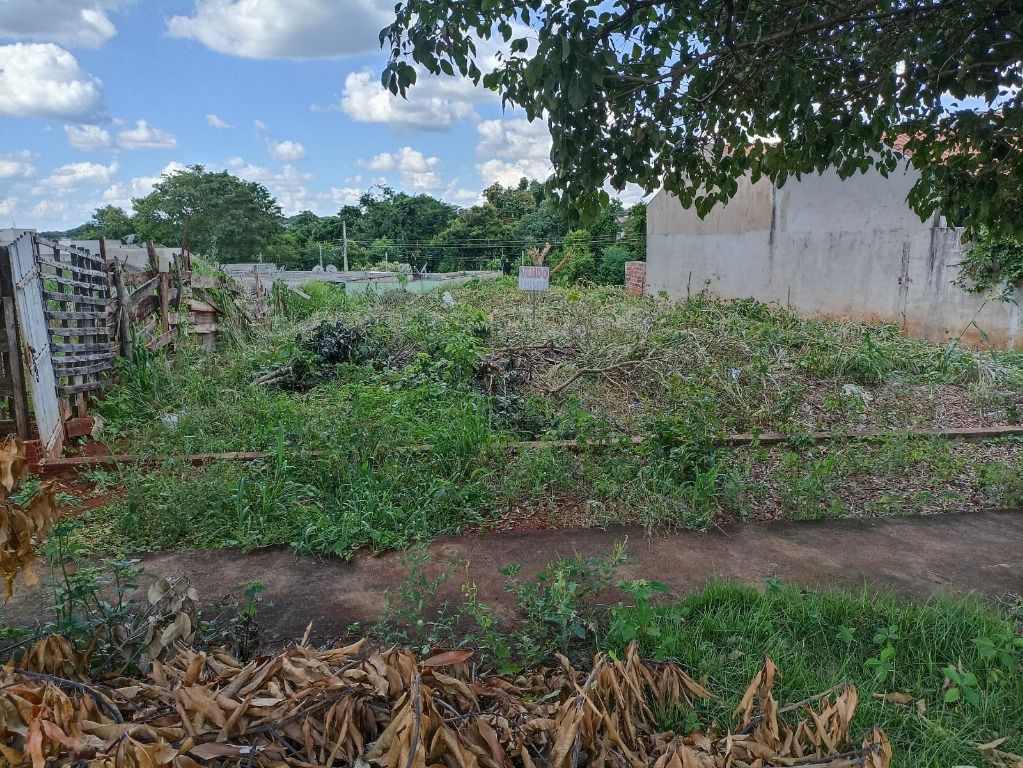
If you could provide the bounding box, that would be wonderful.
[605,582,1022,768]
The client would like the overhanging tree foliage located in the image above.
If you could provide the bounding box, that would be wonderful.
[381,0,1022,234]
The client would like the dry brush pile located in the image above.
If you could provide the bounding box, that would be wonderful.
[0,636,892,768]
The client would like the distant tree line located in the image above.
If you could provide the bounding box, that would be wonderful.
[58,165,646,284]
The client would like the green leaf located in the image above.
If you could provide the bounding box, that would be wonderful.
[944,687,960,703]
[568,81,586,110]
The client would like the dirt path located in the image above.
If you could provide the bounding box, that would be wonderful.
[6,511,1021,643]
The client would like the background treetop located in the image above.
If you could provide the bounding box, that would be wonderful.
[381,0,1021,235]
[132,165,283,262]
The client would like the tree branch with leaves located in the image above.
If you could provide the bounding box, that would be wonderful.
[381,0,1021,239]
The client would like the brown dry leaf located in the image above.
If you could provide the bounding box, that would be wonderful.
[19,635,92,680]
[422,649,473,668]
[0,483,58,601]
[0,638,892,768]
[871,691,914,706]
[862,727,892,768]
[0,436,26,498]
[976,737,1023,768]
[188,741,248,760]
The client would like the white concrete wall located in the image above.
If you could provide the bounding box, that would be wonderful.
[646,166,1022,348]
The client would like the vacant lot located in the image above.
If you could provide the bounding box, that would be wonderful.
[57,278,1023,557]
[7,279,1023,768]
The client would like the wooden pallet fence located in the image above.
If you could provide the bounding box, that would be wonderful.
[0,233,228,459]
[35,236,115,422]
[111,241,223,354]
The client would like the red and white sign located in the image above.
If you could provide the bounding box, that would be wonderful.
[518,265,550,292]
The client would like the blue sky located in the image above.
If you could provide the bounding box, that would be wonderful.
[0,0,568,230]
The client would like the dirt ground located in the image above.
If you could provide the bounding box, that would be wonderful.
[5,510,1021,644]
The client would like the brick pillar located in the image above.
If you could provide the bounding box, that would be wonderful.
[625,261,646,297]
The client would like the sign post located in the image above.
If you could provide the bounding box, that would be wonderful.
[518,265,549,320]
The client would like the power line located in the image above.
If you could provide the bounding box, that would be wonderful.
[338,236,644,249]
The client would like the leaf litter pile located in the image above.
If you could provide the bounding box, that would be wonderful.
[0,437,59,600]
[1,636,895,768]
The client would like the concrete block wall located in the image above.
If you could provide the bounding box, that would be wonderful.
[645,166,1022,348]
[625,261,646,297]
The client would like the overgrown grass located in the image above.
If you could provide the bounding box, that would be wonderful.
[75,280,1023,556]
[607,582,1023,768]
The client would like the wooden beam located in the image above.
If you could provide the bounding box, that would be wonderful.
[44,291,108,307]
[64,417,96,439]
[34,424,1023,473]
[111,256,132,359]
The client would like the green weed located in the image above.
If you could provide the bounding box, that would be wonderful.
[607,582,1023,767]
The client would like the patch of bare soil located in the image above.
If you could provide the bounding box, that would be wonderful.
[469,495,592,533]
[5,512,1022,641]
[799,381,1020,433]
[735,440,1023,522]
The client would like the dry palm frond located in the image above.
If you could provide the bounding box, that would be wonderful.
[0,638,892,768]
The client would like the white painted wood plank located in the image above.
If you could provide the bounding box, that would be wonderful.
[9,232,64,458]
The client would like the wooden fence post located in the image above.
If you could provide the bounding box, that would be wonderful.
[146,241,159,273]
[111,258,132,359]
[159,272,170,332]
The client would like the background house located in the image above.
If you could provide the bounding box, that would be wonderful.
[644,164,1022,348]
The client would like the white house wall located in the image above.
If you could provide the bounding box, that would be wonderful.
[646,165,1021,348]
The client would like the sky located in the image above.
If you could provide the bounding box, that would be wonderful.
[0,0,588,231]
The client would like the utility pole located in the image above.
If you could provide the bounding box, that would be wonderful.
[342,220,349,272]
[319,243,324,270]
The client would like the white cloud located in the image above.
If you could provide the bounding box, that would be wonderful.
[0,43,103,120]
[227,158,326,215]
[31,199,71,219]
[363,147,443,190]
[0,197,16,217]
[610,182,649,207]
[330,187,362,207]
[100,183,132,210]
[477,118,552,163]
[37,160,118,192]
[0,1,131,48]
[101,160,186,209]
[0,151,35,179]
[341,69,490,131]
[338,31,527,131]
[365,155,395,172]
[442,183,481,206]
[117,120,177,149]
[473,118,554,187]
[167,0,391,59]
[64,124,112,149]
[206,113,233,130]
[266,139,306,162]
[253,119,267,131]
